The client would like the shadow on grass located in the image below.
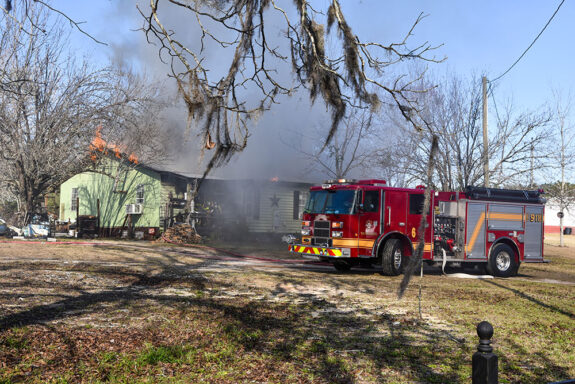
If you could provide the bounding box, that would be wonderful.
[0,244,570,383]
[497,335,574,383]
[0,252,469,383]
[481,279,575,320]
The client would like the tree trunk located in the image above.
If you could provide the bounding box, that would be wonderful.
[24,195,35,225]
[560,215,564,247]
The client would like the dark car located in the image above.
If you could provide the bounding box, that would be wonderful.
[0,218,12,237]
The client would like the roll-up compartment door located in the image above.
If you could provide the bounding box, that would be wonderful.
[524,206,544,261]
[465,203,486,260]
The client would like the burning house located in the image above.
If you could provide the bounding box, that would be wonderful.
[59,149,312,239]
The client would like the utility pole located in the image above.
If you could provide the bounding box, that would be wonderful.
[482,77,490,188]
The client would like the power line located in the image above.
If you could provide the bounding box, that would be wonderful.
[489,86,502,128]
[491,0,565,83]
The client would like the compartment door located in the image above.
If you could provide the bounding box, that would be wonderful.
[465,203,486,260]
[524,206,544,261]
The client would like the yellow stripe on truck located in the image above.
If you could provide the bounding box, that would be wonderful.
[412,242,433,252]
[292,245,343,257]
[488,213,523,221]
[332,238,375,248]
[466,211,485,253]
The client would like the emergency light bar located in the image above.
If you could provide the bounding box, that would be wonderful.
[324,179,357,185]
[322,179,357,189]
[322,179,388,189]
[357,179,387,186]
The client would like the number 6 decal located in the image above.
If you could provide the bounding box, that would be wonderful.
[412,227,416,238]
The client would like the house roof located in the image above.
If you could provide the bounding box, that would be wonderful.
[87,133,315,187]
[129,162,314,187]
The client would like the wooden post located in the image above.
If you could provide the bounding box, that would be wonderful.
[472,321,498,384]
[76,197,80,237]
[128,214,133,238]
[97,198,101,237]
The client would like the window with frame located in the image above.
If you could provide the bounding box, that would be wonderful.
[71,188,78,211]
[293,191,308,220]
[136,184,145,204]
[363,190,379,212]
[409,194,425,215]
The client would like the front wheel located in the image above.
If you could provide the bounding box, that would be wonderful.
[487,243,518,277]
[381,239,404,276]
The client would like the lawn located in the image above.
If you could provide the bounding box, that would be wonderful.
[0,239,573,383]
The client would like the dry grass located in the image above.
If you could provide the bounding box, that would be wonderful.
[0,240,573,383]
[545,232,575,247]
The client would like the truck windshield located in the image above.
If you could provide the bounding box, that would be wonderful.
[304,189,357,214]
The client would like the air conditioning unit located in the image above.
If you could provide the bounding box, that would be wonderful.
[126,203,143,215]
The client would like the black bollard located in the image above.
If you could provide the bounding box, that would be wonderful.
[472,321,498,384]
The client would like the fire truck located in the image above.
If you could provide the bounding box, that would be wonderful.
[288,179,546,277]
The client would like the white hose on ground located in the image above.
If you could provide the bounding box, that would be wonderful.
[442,247,493,279]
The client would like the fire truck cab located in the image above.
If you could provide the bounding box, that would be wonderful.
[288,179,546,277]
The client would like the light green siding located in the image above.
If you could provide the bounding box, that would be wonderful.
[60,158,312,235]
[60,159,163,228]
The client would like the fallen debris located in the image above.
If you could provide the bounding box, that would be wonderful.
[157,224,202,244]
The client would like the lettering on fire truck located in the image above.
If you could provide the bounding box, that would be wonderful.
[288,179,546,277]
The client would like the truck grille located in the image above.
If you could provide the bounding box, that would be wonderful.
[314,220,330,238]
[313,220,331,247]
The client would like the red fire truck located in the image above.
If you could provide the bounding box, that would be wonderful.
[288,179,546,277]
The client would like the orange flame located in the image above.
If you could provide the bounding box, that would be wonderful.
[90,126,139,164]
[205,132,216,150]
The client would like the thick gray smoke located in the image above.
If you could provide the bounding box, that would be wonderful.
[79,1,328,183]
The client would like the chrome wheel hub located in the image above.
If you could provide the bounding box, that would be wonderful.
[496,251,511,271]
[393,249,402,269]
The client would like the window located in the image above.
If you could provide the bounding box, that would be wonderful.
[293,191,300,220]
[71,188,78,211]
[409,194,425,215]
[293,190,309,220]
[363,190,379,212]
[136,184,145,204]
[305,190,358,215]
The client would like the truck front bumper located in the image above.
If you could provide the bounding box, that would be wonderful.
[289,244,350,258]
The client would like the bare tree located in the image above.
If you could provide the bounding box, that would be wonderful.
[488,101,551,188]
[376,73,551,190]
[0,4,168,224]
[544,91,575,246]
[285,109,374,179]
[3,1,443,177]
[135,1,442,173]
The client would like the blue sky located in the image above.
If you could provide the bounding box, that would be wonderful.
[50,1,573,180]
[55,1,573,110]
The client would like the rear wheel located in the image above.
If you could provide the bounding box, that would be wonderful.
[488,243,518,277]
[381,239,404,276]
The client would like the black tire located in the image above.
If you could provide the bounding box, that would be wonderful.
[333,260,351,272]
[381,239,404,276]
[488,243,518,277]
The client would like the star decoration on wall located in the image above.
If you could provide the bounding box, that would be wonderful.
[270,194,280,207]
